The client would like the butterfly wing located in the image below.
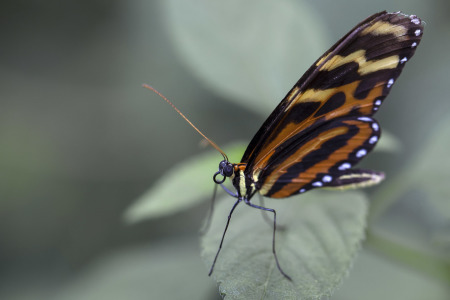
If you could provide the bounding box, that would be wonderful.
[239,12,423,197]
[241,11,423,175]
[257,116,382,198]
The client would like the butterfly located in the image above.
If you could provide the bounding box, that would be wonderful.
[147,10,424,281]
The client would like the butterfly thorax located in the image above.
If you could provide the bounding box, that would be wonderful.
[230,163,258,199]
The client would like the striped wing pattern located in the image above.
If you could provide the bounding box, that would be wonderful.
[238,11,423,199]
[259,116,382,198]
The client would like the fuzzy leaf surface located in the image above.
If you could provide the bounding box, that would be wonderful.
[201,191,368,299]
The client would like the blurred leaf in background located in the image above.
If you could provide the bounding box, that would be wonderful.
[124,142,246,223]
[53,238,215,300]
[163,0,328,115]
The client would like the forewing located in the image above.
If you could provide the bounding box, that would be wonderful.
[241,11,423,174]
[257,116,381,198]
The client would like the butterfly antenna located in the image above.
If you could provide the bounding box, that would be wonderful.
[143,84,228,161]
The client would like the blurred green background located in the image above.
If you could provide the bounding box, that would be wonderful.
[1,0,449,299]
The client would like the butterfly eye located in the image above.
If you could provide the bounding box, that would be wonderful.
[219,160,234,177]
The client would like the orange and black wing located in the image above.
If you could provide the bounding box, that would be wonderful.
[241,11,423,198]
[257,116,383,198]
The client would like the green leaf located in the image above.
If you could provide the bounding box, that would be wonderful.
[163,0,328,115]
[369,113,450,223]
[54,238,214,300]
[123,142,246,224]
[412,116,450,219]
[332,250,450,300]
[367,114,450,279]
[201,190,368,299]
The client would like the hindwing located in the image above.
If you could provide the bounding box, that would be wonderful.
[257,116,381,198]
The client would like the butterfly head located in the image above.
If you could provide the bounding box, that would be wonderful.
[213,160,234,184]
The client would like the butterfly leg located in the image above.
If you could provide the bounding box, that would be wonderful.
[208,198,241,276]
[202,183,238,234]
[257,194,286,231]
[244,198,292,281]
[220,183,239,198]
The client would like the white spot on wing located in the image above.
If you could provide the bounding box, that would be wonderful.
[415,29,421,36]
[411,42,417,48]
[387,78,394,88]
[322,175,333,183]
[338,162,351,171]
[299,188,306,193]
[369,136,378,144]
[356,149,367,158]
[411,18,420,25]
[357,116,372,122]
[374,99,382,106]
[400,57,408,64]
[312,181,323,187]
[372,123,379,131]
